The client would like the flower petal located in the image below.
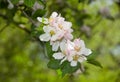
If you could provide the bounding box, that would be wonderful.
[53,52,64,59]
[39,33,51,41]
[78,56,87,62]
[70,61,77,67]
[79,40,85,47]
[51,33,59,41]
[60,57,67,64]
[52,41,60,51]
[37,17,42,22]
[37,17,48,24]
[67,40,75,50]
[60,39,66,52]
[43,26,53,33]
[83,48,92,56]
[51,12,58,18]
[67,56,73,62]
[74,39,85,48]
[63,22,72,29]
[64,33,73,40]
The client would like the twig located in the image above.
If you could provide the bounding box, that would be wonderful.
[13,21,31,34]
[22,10,38,27]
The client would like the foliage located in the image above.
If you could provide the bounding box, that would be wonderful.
[0,0,120,82]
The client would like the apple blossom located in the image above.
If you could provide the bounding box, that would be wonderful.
[37,11,92,68]
[52,40,73,63]
[66,39,92,67]
[38,12,74,51]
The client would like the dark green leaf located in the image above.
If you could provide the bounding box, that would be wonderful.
[32,9,46,19]
[60,61,80,77]
[47,59,61,70]
[87,51,99,60]
[24,0,35,7]
[87,59,103,68]
[45,42,54,59]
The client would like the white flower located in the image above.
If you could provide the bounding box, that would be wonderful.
[70,54,87,67]
[38,12,73,41]
[73,39,92,56]
[52,40,66,60]
[39,25,60,42]
[52,40,74,63]
[37,12,92,67]
[65,39,92,67]
[37,12,58,25]
[52,40,73,62]
[50,39,66,51]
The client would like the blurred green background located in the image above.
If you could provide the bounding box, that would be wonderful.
[0,0,120,82]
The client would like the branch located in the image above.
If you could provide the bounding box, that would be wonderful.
[21,10,38,27]
[13,21,31,34]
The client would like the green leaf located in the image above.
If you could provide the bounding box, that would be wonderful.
[87,59,103,68]
[11,0,19,4]
[60,61,80,77]
[24,0,35,7]
[37,0,46,9]
[87,51,99,60]
[45,42,54,59]
[56,69,62,77]
[47,59,61,70]
[32,9,46,19]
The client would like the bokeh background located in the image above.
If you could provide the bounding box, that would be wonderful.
[0,0,120,82]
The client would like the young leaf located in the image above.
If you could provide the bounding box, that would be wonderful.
[24,0,35,7]
[47,59,61,70]
[87,59,103,68]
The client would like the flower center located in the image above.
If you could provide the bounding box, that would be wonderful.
[50,30,55,35]
[49,18,54,22]
[73,55,79,61]
[74,46,81,52]
[62,50,67,55]
[58,24,63,29]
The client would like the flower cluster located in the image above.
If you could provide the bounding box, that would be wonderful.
[37,12,92,67]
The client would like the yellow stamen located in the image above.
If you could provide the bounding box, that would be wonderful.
[50,30,55,35]
[58,24,63,29]
[63,50,66,55]
[73,55,79,61]
[74,46,81,52]
[49,18,54,22]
